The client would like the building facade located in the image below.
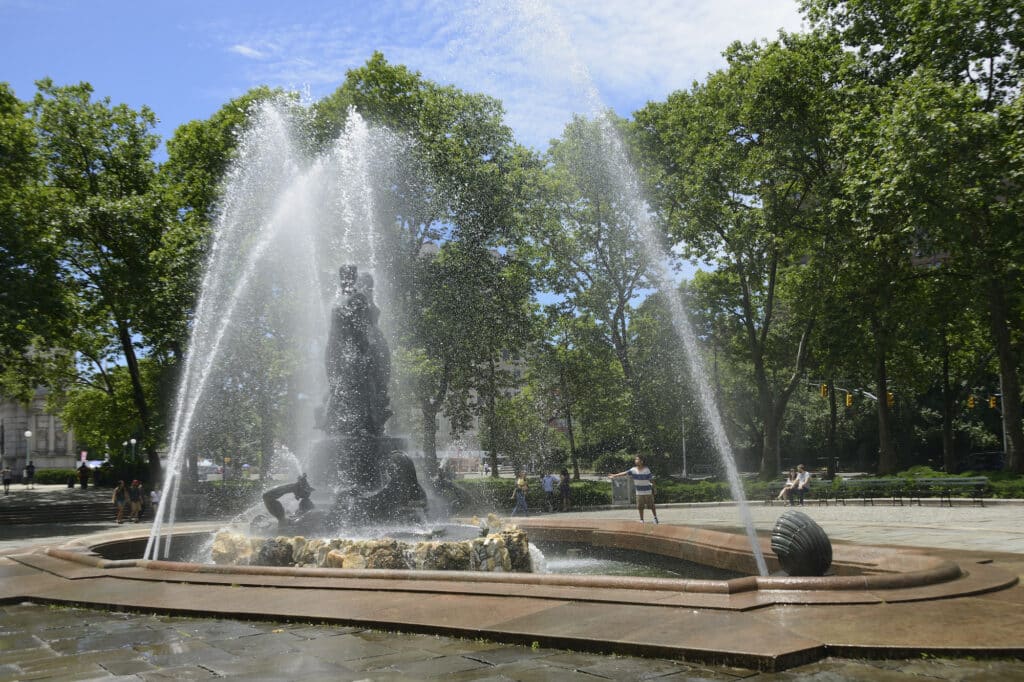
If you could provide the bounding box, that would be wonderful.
[0,388,78,476]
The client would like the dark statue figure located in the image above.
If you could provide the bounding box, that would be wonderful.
[323,266,391,437]
[262,474,315,525]
[770,509,833,576]
[261,264,425,533]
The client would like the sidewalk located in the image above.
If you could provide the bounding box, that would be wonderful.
[3,502,1024,679]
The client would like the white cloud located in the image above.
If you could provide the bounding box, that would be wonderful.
[229,44,268,59]
[203,0,806,148]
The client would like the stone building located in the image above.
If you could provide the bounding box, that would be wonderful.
[0,388,78,477]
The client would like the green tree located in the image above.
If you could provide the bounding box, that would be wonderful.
[529,311,630,479]
[29,80,167,480]
[534,114,652,389]
[154,86,285,360]
[314,54,533,476]
[0,83,63,399]
[634,34,849,478]
[802,0,1024,472]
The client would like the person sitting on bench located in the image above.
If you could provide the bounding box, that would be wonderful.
[778,468,798,502]
[794,464,811,505]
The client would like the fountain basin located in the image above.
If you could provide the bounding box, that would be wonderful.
[7,517,1018,671]
[45,517,1013,601]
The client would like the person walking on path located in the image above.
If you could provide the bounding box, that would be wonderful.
[511,474,529,516]
[23,461,35,489]
[609,455,659,523]
[1,466,11,494]
[111,481,128,524]
[128,480,143,522]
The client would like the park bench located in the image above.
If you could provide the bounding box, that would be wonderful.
[905,477,990,507]
[832,476,990,507]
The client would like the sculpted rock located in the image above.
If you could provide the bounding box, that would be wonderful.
[212,526,533,573]
[254,538,294,567]
[770,510,833,576]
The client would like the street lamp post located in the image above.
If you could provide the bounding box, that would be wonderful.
[130,438,137,463]
[23,430,32,487]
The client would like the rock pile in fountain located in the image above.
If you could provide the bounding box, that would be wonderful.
[211,522,531,572]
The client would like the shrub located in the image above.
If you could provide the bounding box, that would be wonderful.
[450,476,612,514]
[35,469,78,485]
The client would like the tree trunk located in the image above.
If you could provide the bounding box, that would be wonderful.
[259,391,274,483]
[827,379,838,479]
[940,342,957,473]
[872,318,897,475]
[486,359,500,479]
[761,406,781,479]
[421,403,439,478]
[117,320,162,482]
[565,403,580,481]
[987,281,1024,472]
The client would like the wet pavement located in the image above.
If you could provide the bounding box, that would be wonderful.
[4,601,1024,681]
[2,487,1024,679]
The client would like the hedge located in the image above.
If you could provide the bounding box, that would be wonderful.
[451,477,611,514]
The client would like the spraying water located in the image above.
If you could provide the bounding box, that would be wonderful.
[470,0,769,575]
[146,103,391,559]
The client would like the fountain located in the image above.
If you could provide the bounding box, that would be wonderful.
[143,104,420,560]
[256,264,426,534]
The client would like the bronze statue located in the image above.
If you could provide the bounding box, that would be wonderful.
[263,264,425,532]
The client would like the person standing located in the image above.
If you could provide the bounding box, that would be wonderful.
[541,472,557,512]
[608,455,659,524]
[2,466,11,494]
[111,481,127,524]
[128,480,143,521]
[559,469,571,512]
[511,474,529,516]
[77,463,90,489]
[23,461,35,489]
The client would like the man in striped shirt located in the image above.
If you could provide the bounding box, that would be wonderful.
[609,455,659,524]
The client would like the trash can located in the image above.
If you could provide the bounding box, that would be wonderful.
[611,476,635,506]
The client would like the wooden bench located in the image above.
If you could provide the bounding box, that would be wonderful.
[832,476,990,506]
[906,477,990,507]
[832,478,904,506]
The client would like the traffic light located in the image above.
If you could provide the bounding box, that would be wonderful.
[886,392,894,408]
[967,395,976,409]
[845,393,853,408]
[820,384,828,398]
[989,396,998,409]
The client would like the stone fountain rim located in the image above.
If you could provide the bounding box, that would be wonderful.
[38,518,1017,605]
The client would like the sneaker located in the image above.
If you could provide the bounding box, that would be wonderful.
[654,517,660,524]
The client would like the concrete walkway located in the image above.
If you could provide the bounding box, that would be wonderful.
[3,500,1024,679]
[574,498,1024,554]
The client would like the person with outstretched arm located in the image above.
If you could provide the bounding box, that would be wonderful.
[608,455,659,524]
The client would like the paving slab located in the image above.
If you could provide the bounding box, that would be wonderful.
[3,503,1024,678]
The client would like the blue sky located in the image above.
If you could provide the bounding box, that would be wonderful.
[2,0,804,152]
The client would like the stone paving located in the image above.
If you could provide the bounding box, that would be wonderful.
[3,601,1024,681]
[2,491,1024,679]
